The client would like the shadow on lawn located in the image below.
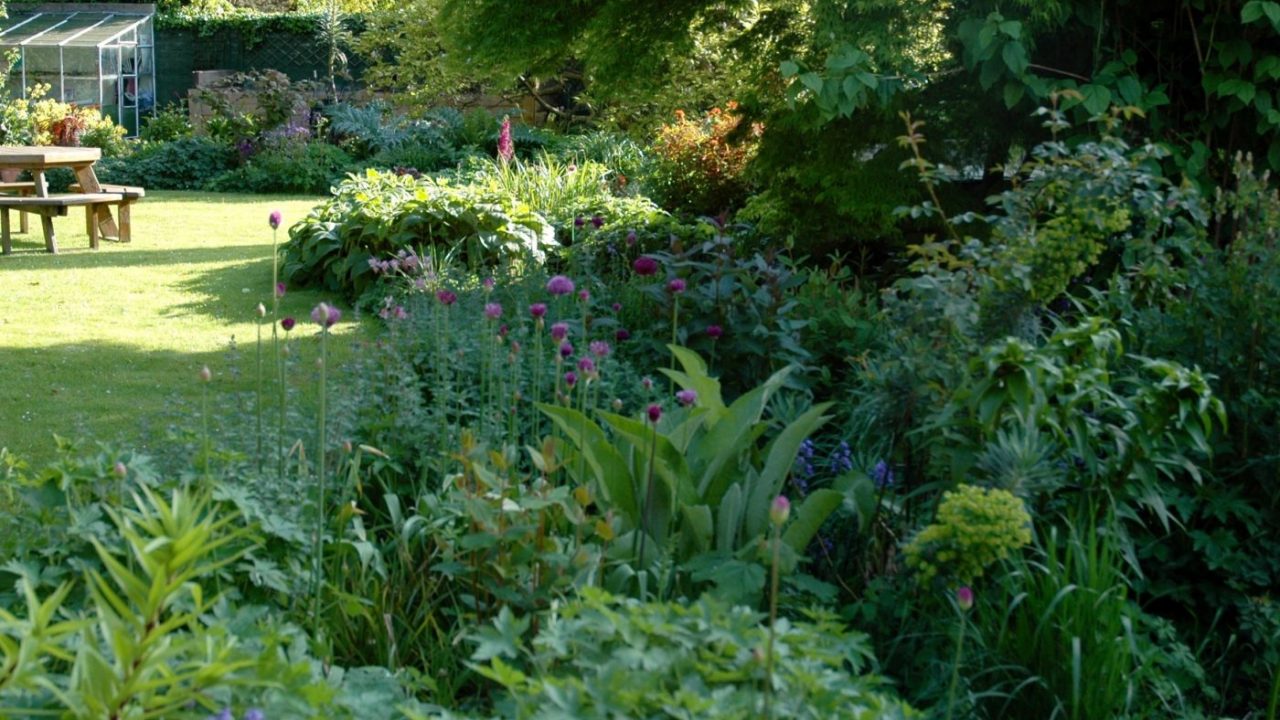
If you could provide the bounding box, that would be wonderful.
[1,237,274,269]
[0,338,246,467]
[0,334,342,470]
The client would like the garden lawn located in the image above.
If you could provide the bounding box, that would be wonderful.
[0,191,366,468]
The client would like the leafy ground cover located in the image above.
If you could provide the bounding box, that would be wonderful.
[0,192,365,467]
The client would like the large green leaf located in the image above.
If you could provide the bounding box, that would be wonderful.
[782,489,843,552]
[744,402,833,541]
[539,404,639,522]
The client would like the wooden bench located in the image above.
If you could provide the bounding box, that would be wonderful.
[0,193,125,254]
[0,181,36,234]
[70,183,144,244]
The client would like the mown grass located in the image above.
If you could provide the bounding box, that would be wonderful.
[0,191,367,468]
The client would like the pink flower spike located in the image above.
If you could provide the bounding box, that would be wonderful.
[497,116,514,163]
[957,586,974,611]
[769,495,790,526]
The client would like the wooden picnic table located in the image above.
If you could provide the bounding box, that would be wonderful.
[0,146,121,252]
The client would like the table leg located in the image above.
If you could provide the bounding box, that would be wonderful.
[72,165,118,239]
[29,172,59,252]
[1,208,10,255]
[41,212,56,253]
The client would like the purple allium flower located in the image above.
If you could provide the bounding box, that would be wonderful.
[641,376,653,391]
[311,302,341,328]
[616,328,631,342]
[564,371,578,388]
[957,586,974,611]
[281,316,295,331]
[574,216,585,228]
[591,215,604,229]
[578,289,590,302]
[394,306,407,320]
[633,256,658,276]
[769,495,791,526]
[484,302,503,320]
[199,366,212,383]
[436,290,457,306]
[275,282,286,299]
[707,325,723,339]
[113,461,127,478]
[547,275,576,296]
[551,322,569,341]
[577,357,596,374]
[497,116,514,163]
[498,323,509,337]
[676,389,697,406]
[625,230,638,247]
[268,210,282,230]
[560,341,574,358]
[667,278,687,294]
[589,340,611,358]
[483,276,496,291]
[611,302,621,313]
[529,303,547,318]
[647,403,662,423]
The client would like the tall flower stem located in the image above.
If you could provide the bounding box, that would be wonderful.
[669,298,679,391]
[313,323,330,635]
[764,524,782,719]
[255,316,263,471]
[946,600,970,720]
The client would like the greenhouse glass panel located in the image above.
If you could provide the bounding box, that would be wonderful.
[0,4,157,137]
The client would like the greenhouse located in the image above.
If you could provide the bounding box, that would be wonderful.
[0,4,155,136]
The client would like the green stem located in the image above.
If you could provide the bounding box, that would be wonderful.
[764,525,782,719]
[636,419,659,567]
[255,319,263,472]
[946,611,967,720]
[313,328,329,635]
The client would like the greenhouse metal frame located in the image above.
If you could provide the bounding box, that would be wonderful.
[0,4,156,137]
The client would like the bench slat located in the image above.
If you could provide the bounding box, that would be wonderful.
[68,183,145,198]
[0,181,36,191]
[0,193,125,207]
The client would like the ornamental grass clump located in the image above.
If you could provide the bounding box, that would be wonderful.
[904,484,1032,584]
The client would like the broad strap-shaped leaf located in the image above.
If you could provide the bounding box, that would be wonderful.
[744,402,833,541]
[782,489,843,552]
[538,403,639,523]
[598,412,697,508]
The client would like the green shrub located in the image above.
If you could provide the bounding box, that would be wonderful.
[645,104,761,215]
[207,141,354,194]
[140,102,194,143]
[96,137,237,190]
[281,169,555,298]
[903,484,1031,585]
[468,589,914,719]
